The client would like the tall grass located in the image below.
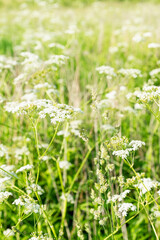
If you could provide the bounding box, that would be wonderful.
[0,0,160,239]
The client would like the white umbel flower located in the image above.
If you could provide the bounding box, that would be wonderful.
[3,228,15,237]
[118,203,136,217]
[129,140,145,150]
[135,178,160,195]
[59,161,71,170]
[16,164,33,173]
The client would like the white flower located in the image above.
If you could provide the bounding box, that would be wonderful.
[14,197,41,214]
[148,43,160,49]
[48,43,65,49]
[157,190,160,196]
[118,203,136,217]
[96,66,116,79]
[41,156,50,161]
[134,103,143,110]
[13,197,25,206]
[113,149,130,159]
[34,82,51,89]
[3,228,15,237]
[14,73,27,85]
[150,68,160,77]
[118,68,141,78]
[107,190,130,203]
[0,191,12,202]
[26,184,44,195]
[16,164,33,173]
[60,193,74,204]
[59,161,71,170]
[132,33,143,43]
[5,99,82,124]
[45,55,69,66]
[14,146,30,160]
[135,178,160,195]
[129,140,145,150]
[0,144,9,159]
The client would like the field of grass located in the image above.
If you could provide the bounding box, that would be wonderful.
[1,0,160,239]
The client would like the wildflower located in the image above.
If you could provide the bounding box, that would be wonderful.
[26,184,44,195]
[135,178,160,195]
[96,65,116,79]
[14,146,30,160]
[148,43,160,49]
[16,164,33,173]
[112,149,130,159]
[107,190,130,203]
[129,140,145,150]
[0,144,9,159]
[76,221,84,240]
[14,73,27,85]
[118,203,136,217]
[59,160,71,170]
[149,68,160,77]
[14,197,41,214]
[3,228,15,237]
[60,193,74,204]
[5,99,82,124]
[118,68,141,78]
[157,190,160,196]
[45,55,69,66]
[13,197,25,206]
[48,42,65,49]
[0,191,12,202]
[41,156,51,161]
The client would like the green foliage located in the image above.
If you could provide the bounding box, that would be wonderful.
[0,0,160,240]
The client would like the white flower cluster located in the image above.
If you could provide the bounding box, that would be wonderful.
[3,228,15,237]
[48,42,65,50]
[148,43,160,49]
[20,51,41,72]
[0,164,15,176]
[90,206,103,220]
[14,146,30,160]
[0,95,5,103]
[34,82,51,89]
[113,149,131,159]
[96,65,116,80]
[113,140,145,159]
[16,164,33,173]
[0,144,9,159]
[134,178,160,195]
[118,203,136,217]
[129,140,145,150]
[13,197,41,214]
[107,190,130,203]
[0,55,17,72]
[14,73,27,85]
[5,99,82,124]
[134,85,160,102]
[59,160,71,170]
[132,32,152,43]
[149,68,160,78]
[45,54,69,66]
[0,177,10,191]
[26,184,44,195]
[60,193,74,204]
[29,233,52,240]
[118,68,142,78]
[0,191,12,203]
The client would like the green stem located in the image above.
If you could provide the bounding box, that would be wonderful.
[67,146,93,194]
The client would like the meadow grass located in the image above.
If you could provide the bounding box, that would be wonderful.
[0,0,160,239]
